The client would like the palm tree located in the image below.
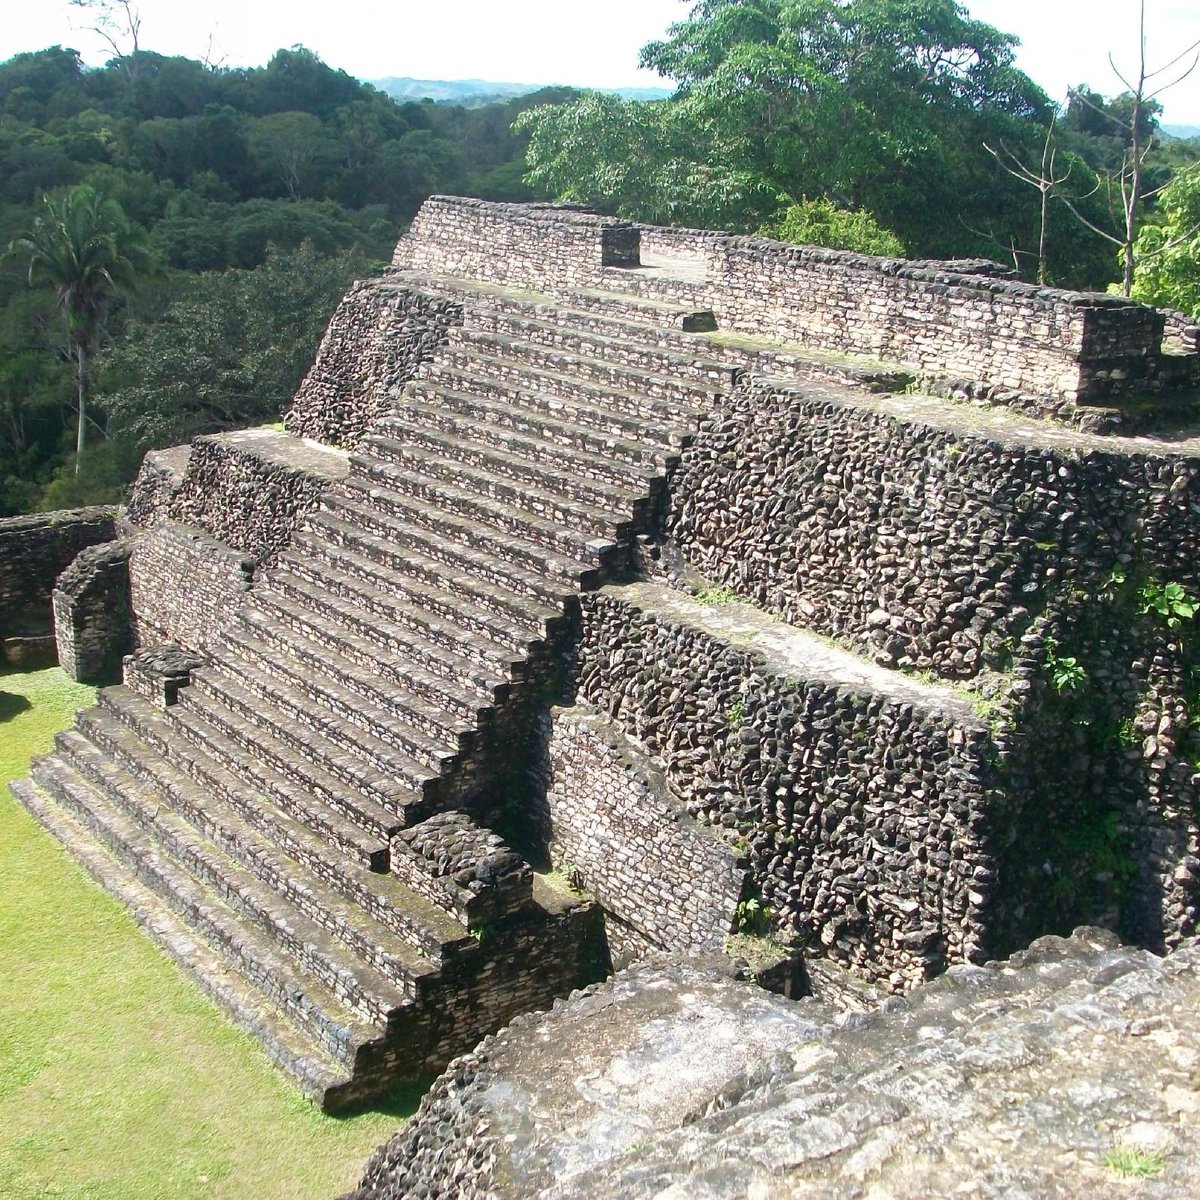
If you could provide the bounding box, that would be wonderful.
[6,185,157,472]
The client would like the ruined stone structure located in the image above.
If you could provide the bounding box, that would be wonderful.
[0,506,116,667]
[7,197,1200,1115]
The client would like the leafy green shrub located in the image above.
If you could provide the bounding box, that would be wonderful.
[758,198,906,256]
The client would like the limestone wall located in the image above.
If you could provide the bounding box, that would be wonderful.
[661,385,1200,951]
[576,586,994,989]
[546,706,749,956]
[394,195,639,290]
[664,383,1200,680]
[711,238,1162,400]
[52,540,134,684]
[0,506,117,663]
[128,522,254,654]
[394,196,1193,404]
[286,282,463,448]
[167,429,346,567]
[125,446,190,528]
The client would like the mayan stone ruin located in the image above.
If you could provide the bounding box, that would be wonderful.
[4,196,1200,1191]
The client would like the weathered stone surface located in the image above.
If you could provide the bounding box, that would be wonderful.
[53,538,134,684]
[546,704,750,959]
[347,930,1200,1200]
[576,583,991,989]
[125,445,190,528]
[287,283,464,448]
[169,429,348,566]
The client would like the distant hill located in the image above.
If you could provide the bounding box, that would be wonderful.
[370,76,671,107]
[1162,123,1200,140]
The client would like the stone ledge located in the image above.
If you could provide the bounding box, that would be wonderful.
[602,580,984,726]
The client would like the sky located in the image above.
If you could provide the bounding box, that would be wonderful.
[3,0,1200,125]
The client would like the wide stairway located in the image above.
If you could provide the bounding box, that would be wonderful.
[15,280,740,1109]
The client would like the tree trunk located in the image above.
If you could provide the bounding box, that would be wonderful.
[75,341,87,473]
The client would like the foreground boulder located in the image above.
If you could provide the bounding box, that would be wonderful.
[348,929,1200,1199]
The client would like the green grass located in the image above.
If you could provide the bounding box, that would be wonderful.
[1102,1141,1167,1179]
[0,667,406,1199]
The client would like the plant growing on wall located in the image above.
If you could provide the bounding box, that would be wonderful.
[1138,580,1199,629]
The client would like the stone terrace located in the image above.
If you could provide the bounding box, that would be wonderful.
[10,196,1200,1110]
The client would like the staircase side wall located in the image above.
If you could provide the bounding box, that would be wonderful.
[546,705,748,959]
[128,522,254,654]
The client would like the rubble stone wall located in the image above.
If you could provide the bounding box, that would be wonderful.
[168,431,344,566]
[395,196,1193,402]
[0,507,116,640]
[661,384,1200,952]
[52,540,134,684]
[286,283,463,448]
[664,382,1200,680]
[576,590,994,989]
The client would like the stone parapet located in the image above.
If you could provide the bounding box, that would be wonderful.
[395,195,639,291]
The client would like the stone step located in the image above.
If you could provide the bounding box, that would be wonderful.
[450,324,739,397]
[99,686,390,872]
[280,535,539,671]
[222,617,471,767]
[462,292,718,354]
[320,491,587,613]
[262,568,517,700]
[349,447,631,555]
[425,348,708,432]
[171,683,417,843]
[190,652,446,809]
[326,482,604,597]
[555,284,718,330]
[238,593,496,729]
[26,753,392,1068]
[99,687,469,958]
[363,417,654,519]
[384,391,678,482]
[11,775,352,1106]
[294,515,559,648]
[391,811,534,930]
[54,725,434,1010]
[410,365,693,450]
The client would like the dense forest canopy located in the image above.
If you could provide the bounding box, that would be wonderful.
[1,0,1198,518]
[0,43,565,515]
[519,0,1198,284]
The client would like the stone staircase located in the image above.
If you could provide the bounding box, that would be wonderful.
[14,280,740,1110]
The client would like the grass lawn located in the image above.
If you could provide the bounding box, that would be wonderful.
[0,667,407,1200]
